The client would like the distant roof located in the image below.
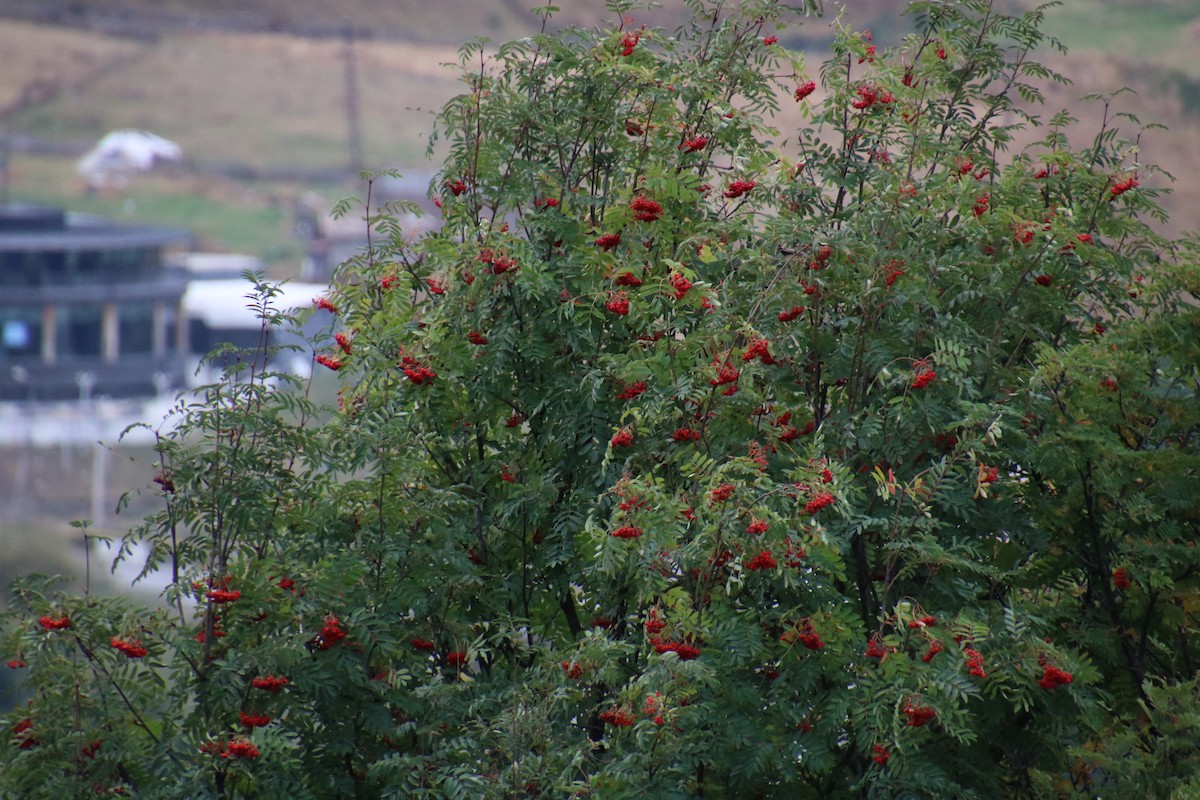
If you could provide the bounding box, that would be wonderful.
[166,252,264,279]
[183,278,331,330]
[0,206,189,253]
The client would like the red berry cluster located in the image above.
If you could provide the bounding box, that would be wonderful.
[851,84,895,109]
[38,615,71,631]
[778,305,804,322]
[963,647,986,678]
[614,271,643,287]
[467,331,489,346]
[653,639,701,660]
[606,292,631,316]
[807,244,833,271]
[1037,662,1073,690]
[611,429,634,447]
[912,369,936,390]
[669,272,693,300]
[680,135,708,153]
[972,192,990,217]
[1112,567,1131,590]
[194,618,227,643]
[224,741,260,759]
[619,31,640,57]
[202,739,260,759]
[724,180,756,199]
[478,248,517,275]
[599,707,635,727]
[206,589,240,604]
[672,427,701,443]
[316,354,343,371]
[871,743,890,765]
[921,639,943,663]
[710,483,736,504]
[745,550,776,571]
[710,362,740,387]
[251,675,290,692]
[803,492,835,515]
[111,637,148,659]
[1013,222,1036,246]
[445,651,469,668]
[781,619,824,650]
[595,232,621,251]
[312,296,338,314]
[643,692,666,725]
[883,259,905,287]
[742,338,775,364]
[611,525,643,539]
[11,719,36,749]
[865,635,887,660]
[399,353,437,385]
[314,615,346,651]
[616,381,646,400]
[794,80,817,102]
[746,518,768,535]
[903,699,937,727]
[630,196,663,222]
[1110,175,1138,198]
[240,711,271,728]
[858,29,875,63]
[561,660,585,679]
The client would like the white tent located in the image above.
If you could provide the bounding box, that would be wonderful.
[76,130,182,186]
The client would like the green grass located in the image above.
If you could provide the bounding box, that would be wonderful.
[9,155,316,277]
[1032,0,1199,75]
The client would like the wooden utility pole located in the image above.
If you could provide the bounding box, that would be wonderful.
[342,23,364,173]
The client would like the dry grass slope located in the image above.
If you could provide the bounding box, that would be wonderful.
[0,0,1196,264]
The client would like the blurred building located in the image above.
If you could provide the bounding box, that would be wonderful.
[0,204,190,401]
[181,273,331,388]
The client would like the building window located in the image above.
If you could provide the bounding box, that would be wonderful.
[120,303,154,355]
[0,252,41,287]
[0,308,41,359]
[57,305,102,358]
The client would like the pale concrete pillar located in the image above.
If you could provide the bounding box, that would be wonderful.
[40,305,56,365]
[102,302,119,363]
[175,301,189,356]
[152,301,167,357]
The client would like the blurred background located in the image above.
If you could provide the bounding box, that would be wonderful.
[0,0,1196,598]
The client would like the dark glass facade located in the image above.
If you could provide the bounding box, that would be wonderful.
[0,206,190,400]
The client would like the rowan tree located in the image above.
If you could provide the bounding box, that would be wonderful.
[4,1,1200,797]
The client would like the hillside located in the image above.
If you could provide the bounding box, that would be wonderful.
[0,0,693,41]
[0,0,1196,272]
